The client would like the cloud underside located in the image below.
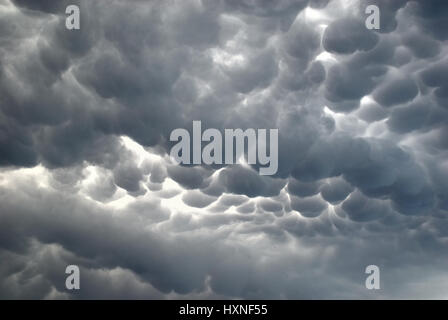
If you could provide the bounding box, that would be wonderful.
[0,0,447,299]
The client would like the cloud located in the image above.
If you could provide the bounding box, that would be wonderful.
[373,77,419,107]
[323,18,379,54]
[182,190,218,208]
[320,176,353,204]
[0,0,448,299]
[218,165,286,198]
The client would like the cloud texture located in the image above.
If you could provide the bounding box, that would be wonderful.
[0,0,447,299]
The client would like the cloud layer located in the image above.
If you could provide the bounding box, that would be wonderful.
[0,0,447,299]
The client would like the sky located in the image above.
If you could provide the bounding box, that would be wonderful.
[0,0,447,299]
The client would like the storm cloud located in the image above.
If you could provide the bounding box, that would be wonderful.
[0,0,447,299]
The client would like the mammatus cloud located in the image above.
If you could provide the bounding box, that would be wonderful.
[0,0,447,299]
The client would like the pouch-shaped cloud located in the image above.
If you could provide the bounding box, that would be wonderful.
[1,0,448,299]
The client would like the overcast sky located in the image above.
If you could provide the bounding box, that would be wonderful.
[0,0,447,299]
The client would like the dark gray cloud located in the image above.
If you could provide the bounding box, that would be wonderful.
[0,0,447,300]
[373,77,419,107]
[320,176,353,204]
[182,190,218,208]
[218,165,286,198]
[167,165,213,190]
[287,178,321,197]
[323,18,379,54]
[290,195,328,218]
